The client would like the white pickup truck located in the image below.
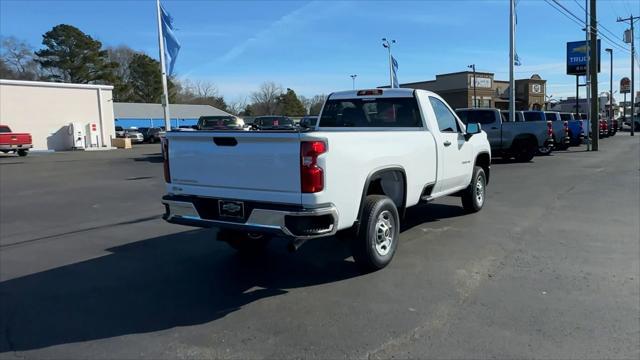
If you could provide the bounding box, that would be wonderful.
[162,89,491,271]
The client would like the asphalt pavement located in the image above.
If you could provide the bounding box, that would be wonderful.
[0,135,638,359]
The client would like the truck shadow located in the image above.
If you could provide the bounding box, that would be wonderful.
[0,229,358,352]
[0,203,462,353]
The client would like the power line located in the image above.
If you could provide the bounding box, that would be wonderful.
[544,0,630,53]
[569,0,626,44]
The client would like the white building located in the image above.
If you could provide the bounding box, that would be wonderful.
[0,79,115,151]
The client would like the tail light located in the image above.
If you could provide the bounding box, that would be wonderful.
[563,121,569,136]
[300,140,326,193]
[162,139,171,183]
[547,121,554,138]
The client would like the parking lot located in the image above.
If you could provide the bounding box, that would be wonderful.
[1,135,638,359]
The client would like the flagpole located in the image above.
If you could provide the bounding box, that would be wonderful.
[156,0,171,131]
[509,0,515,124]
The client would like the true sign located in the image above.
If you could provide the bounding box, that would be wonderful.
[620,77,631,94]
[566,40,601,75]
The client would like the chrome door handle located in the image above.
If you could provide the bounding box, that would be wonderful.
[443,141,452,146]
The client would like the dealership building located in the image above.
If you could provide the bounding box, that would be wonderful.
[0,79,115,151]
[392,71,547,110]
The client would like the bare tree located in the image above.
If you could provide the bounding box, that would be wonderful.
[309,94,327,115]
[228,96,249,115]
[0,36,40,80]
[251,81,283,115]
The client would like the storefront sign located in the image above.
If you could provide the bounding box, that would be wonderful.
[469,77,492,88]
[620,77,631,94]
[566,40,600,75]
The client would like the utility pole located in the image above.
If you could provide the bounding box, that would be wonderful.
[350,74,357,90]
[589,0,598,150]
[605,48,613,128]
[618,14,638,136]
[382,38,395,88]
[468,64,477,107]
[509,0,515,126]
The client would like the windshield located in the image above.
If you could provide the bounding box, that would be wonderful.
[523,111,545,122]
[319,97,421,127]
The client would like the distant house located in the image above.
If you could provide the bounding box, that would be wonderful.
[114,102,232,128]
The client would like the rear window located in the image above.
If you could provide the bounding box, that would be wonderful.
[257,117,293,127]
[559,113,573,121]
[319,97,421,128]
[523,112,545,122]
[456,110,496,125]
[544,113,558,121]
[199,116,239,129]
[0,126,10,133]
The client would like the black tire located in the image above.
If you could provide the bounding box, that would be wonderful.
[217,229,270,253]
[149,137,156,144]
[511,139,535,162]
[351,195,400,272]
[17,149,28,157]
[461,166,486,213]
[537,146,552,156]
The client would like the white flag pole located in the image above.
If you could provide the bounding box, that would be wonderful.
[156,0,171,131]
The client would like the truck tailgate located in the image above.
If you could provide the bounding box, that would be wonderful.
[167,131,302,204]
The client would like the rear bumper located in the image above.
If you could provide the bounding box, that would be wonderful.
[162,195,338,239]
[0,144,32,150]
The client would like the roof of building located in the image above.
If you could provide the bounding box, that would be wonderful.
[0,79,114,90]
[114,102,231,119]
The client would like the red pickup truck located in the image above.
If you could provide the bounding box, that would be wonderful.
[0,125,32,157]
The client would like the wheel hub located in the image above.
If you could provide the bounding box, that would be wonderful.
[475,176,485,206]
[374,210,394,256]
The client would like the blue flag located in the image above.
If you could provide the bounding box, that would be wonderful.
[160,3,180,75]
[392,55,399,88]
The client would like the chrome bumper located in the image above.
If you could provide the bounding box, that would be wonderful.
[0,144,32,150]
[162,197,338,239]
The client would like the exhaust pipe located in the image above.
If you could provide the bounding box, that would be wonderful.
[287,238,308,252]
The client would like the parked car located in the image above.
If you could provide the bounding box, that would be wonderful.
[299,115,318,128]
[0,125,32,156]
[161,88,491,272]
[599,118,609,138]
[543,112,571,150]
[623,114,640,131]
[123,128,144,143]
[455,108,551,162]
[609,118,618,136]
[558,113,585,146]
[197,115,245,130]
[252,116,296,130]
[115,126,125,138]
[138,127,164,143]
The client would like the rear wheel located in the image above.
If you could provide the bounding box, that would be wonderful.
[461,166,486,213]
[351,195,400,272]
[537,145,552,156]
[217,229,270,253]
[512,141,535,162]
[17,149,28,157]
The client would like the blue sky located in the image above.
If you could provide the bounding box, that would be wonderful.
[1,0,638,103]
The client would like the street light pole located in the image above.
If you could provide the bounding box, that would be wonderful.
[605,48,613,128]
[468,64,476,107]
[350,74,357,90]
[382,38,395,88]
[509,0,515,124]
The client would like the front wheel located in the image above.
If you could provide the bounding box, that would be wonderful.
[351,195,400,272]
[217,229,270,253]
[461,166,486,213]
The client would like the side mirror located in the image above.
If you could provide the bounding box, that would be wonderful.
[465,122,481,140]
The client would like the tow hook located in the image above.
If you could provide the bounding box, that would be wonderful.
[287,238,308,252]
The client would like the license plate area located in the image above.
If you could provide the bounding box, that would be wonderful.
[218,200,245,219]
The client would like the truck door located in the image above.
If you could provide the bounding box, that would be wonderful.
[428,97,474,191]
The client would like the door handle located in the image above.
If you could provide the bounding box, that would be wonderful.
[443,141,452,146]
[491,127,498,129]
